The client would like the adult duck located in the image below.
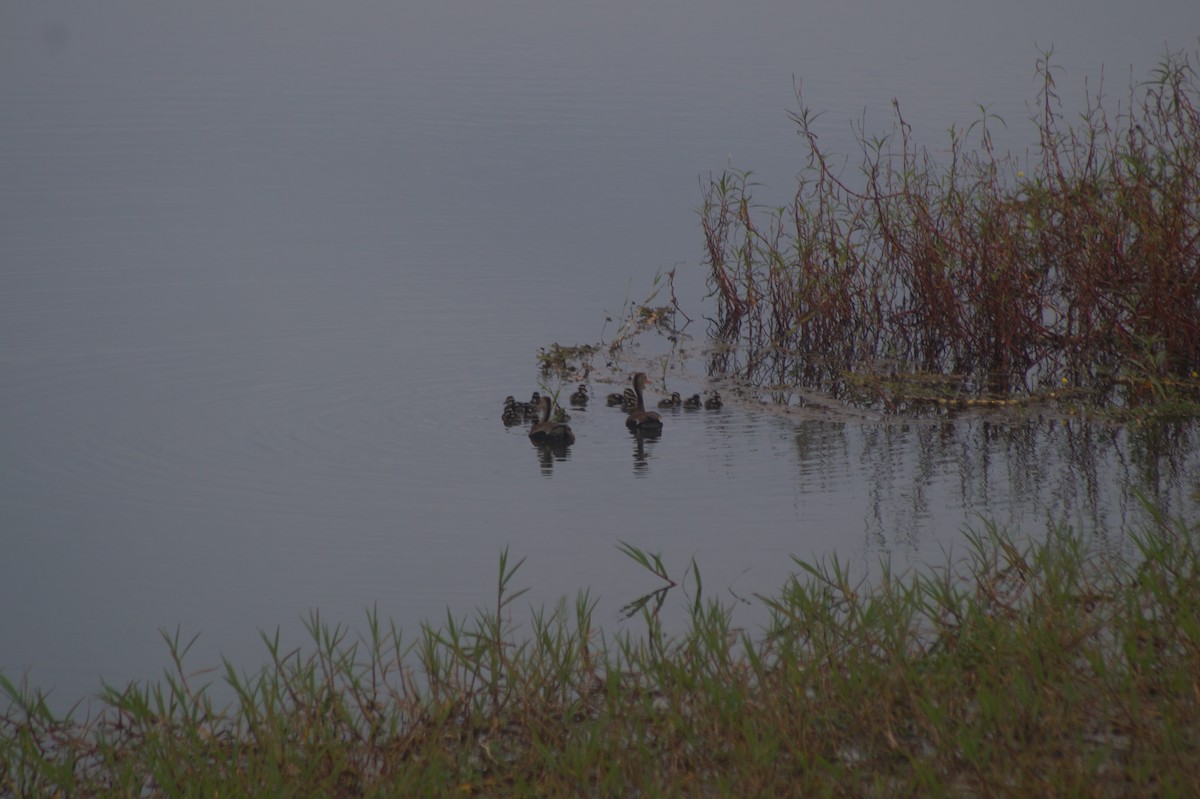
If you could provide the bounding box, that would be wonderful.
[625,372,663,431]
[529,395,575,445]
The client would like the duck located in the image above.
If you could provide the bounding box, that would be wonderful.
[528,395,575,445]
[522,391,543,419]
[620,387,638,411]
[501,396,524,425]
[605,390,626,406]
[569,384,589,406]
[682,393,702,410]
[704,390,723,410]
[657,391,682,409]
[625,372,664,431]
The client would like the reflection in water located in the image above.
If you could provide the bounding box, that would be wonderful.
[531,439,571,476]
[788,414,1199,554]
[630,428,662,476]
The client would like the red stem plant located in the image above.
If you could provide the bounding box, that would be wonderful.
[701,52,1200,409]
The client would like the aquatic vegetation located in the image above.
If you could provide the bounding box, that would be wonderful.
[701,52,1200,414]
[601,268,691,356]
[3,515,1199,796]
[535,342,597,379]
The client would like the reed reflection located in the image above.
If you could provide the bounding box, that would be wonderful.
[786,414,1200,552]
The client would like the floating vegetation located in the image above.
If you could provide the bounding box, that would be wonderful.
[700,51,1200,415]
[602,268,691,354]
[534,269,704,410]
[535,342,597,379]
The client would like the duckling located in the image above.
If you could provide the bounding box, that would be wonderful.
[569,384,589,406]
[704,390,723,410]
[620,387,638,411]
[682,393,702,410]
[529,395,575,445]
[657,391,682,409]
[605,391,626,406]
[522,391,543,419]
[501,396,524,425]
[625,372,664,431]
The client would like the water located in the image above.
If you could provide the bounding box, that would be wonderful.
[2,1,1197,705]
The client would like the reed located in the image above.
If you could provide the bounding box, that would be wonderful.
[3,511,1199,796]
[701,52,1200,411]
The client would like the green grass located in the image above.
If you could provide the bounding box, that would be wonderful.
[3,509,1199,797]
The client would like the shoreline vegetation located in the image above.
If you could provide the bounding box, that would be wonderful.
[540,55,1200,421]
[3,512,1198,796]
[698,52,1200,415]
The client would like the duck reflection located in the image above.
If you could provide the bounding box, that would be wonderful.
[630,427,661,476]
[531,438,571,475]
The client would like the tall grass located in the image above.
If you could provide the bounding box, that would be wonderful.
[702,52,1200,410]
[3,515,1199,797]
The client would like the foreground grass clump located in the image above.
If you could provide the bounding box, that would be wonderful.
[4,518,1200,797]
[702,53,1200,411]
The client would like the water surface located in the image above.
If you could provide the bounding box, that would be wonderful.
[2,1,1197,704]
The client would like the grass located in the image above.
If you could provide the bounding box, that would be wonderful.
[701,51,1200,414]
[3,511,1199,797]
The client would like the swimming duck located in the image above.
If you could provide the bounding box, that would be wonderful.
[625,372,663,431]
[529,395,575,445]
[522,391,543,419]
[620,387,638,411]
[605,391,626,406]
[682,393,702,410]
[569,384,589,406]
[501,396,524,425]
[704,391,723,410]
[657,391,682,409]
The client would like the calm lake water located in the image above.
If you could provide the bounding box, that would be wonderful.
[2,1,1198,705]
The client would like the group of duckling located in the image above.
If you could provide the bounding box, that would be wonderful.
[606,387,722,412]
[503,372,722,446]
[501,392,547,425]
[653,390,723,410]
